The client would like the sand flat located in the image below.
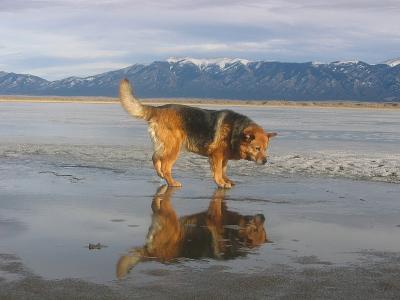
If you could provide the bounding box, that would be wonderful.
[1,95,399,109]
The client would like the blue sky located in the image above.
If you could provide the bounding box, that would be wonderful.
[1,0,399,80]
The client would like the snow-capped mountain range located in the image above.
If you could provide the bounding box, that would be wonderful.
[166,57,251,70]
[1,57,399,101]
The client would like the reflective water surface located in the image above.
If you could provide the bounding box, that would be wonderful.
[117,186,267,278]
[0,102,400,285]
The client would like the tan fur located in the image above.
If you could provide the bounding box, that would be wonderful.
[119,79,277,188]
[116,186,268,278]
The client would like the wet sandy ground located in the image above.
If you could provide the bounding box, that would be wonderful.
[1,102,400,299]
[1,251,400,299]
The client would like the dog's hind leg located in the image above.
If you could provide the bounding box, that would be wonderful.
[149,122,166,179]
[160,142,182,187]
[152,153,164,178]
[149,122,182,187]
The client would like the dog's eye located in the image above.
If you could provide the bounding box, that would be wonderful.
[255,146,261,151]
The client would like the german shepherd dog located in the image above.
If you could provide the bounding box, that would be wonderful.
[119,79,277,188]
[116,185,267,279]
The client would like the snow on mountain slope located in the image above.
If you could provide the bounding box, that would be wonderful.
[383,57,400,67]
[167,57,251,70]
[331,60,361,65]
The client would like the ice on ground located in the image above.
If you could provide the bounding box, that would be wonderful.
[1,143,398,183]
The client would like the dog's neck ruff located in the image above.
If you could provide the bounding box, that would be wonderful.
[230,115,254,155]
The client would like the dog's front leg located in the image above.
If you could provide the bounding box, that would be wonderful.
[209,154,232,189]
[222,159,235,186]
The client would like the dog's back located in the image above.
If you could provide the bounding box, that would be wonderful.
[158,104,255,154]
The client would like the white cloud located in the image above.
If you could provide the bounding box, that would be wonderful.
[0,27,127,60]
[155,39,292,54]
[0,0,399,79]
[29,62,129,79]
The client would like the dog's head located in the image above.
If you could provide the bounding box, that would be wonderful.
[239,214,267,247]
[239,125,277,165]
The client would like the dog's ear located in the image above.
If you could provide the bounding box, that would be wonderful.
[244,133,255,142]
[254,214,265,225]
[266,132,277,139]
[242,127,255,142]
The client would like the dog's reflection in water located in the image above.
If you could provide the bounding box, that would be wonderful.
[116,185,267,278]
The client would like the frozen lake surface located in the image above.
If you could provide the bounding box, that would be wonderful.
[1,103,399,183]
[0,102,399,298]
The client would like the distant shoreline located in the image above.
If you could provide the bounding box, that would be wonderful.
[0,95,399,109]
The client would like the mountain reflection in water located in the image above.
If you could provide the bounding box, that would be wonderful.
[117,185,267,278]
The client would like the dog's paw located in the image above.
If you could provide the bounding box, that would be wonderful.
[168,181,182,187]
[225,179,235,186]
[218,182,232,189]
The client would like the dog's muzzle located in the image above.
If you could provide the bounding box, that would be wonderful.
[256,158,267,165]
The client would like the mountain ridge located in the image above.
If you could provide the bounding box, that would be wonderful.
[1,58,399,101]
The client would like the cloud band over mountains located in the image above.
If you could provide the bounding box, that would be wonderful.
[1,0,399,79]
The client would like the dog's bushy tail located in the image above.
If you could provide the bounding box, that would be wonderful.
[119,79,151,120]
[116,248,143,279]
